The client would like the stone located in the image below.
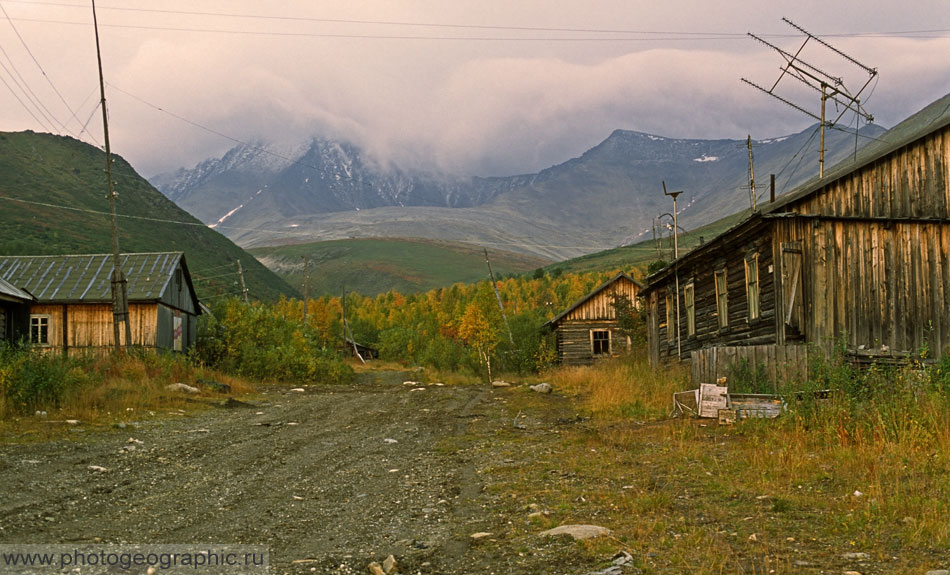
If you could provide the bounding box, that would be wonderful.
[470,532,493,539]
[88,465,108,472]
[382,554,397,574]
[539,524,611,540]
[289,388,306,393]
[491,380,512,388]
[530,382,553,394]
[166,383,199,393]
[925,571,950,575]
[367,562,385,575]
[842,552,869,561]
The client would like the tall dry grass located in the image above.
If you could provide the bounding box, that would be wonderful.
[547,354,688,420]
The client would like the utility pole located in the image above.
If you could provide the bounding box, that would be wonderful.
[236,260,249,303]
[484,249,515,346]
[747,135,757,212]
[662,181,682,360]
[92,0,130,353]
[301,257,311,325]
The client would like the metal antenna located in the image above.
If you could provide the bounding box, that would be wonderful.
[742,18,877,178]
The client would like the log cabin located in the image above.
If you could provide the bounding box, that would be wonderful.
[544,271,644,365]
[0,252,200,354]
[642,92,950,385]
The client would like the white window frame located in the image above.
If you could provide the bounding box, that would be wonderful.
[30,314,51,346]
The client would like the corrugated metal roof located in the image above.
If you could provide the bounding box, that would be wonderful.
[0,252,184,303]
[0,276,33,302]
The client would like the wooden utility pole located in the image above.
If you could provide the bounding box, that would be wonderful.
[484,249,515,345]
[236,260,249,303]
[92,0,130,352]
[746,135,757,212]
[341,286,364,363]
[302,257,311,324]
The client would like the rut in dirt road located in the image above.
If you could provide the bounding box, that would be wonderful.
[0,375,497,574]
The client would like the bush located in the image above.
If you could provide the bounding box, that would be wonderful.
[197,298,353,384]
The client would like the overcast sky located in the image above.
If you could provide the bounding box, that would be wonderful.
[1,1,948,178]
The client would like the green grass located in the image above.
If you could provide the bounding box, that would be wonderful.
[249,237,550,297]
[0,131,297,302]
[459,356,950,574]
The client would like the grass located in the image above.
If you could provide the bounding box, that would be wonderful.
[0,348,255,441]
[468,355,950,574]
[249,237,549,297]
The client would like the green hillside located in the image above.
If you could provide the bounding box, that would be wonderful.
[546,209,750,276]
[0,131,296,302]
[250,237,549,297]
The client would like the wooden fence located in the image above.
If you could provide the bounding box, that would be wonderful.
[690,344,811,390]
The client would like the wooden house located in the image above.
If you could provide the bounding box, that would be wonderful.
[0,276,33,344]
[642,93,950,385]
[0,252,200,354]
[544,272,644,365]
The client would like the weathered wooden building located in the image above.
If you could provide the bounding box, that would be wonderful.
[0,252,200,354]
[544,272,644,365]
[0,276,33,344]
[643,92,950,384]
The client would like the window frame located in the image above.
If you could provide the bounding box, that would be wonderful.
[591,329,611,356]
[745,254,760,321]
[30,314,51,346]
[684,282,696,337]
[714,268,729,329]
[665,291,675,344]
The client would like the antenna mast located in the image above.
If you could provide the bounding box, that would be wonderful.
[742,18,876,178]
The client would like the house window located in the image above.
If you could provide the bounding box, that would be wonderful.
[745,254,760,321]
[665,292,674,344]
[591,330,610,356]
[715,269,728,329]
[684,282,696,337]
[30,315,50,345]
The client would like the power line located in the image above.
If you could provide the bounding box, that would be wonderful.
[0,1,89,140]
[5,1,948,39]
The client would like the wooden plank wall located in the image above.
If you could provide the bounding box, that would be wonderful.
[690,344,811,388]
[31,302,159,352]
[775,218,950,358]
[557,320,627,366]
[561,277,640,322]
[651,225,777,363]
[776,124,950,358]
[793,128,950,220]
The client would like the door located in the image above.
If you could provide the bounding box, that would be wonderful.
[781,242,805,341]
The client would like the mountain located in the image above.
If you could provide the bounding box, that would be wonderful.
[151,138,534,226]
[0,131,297,303]
[152,123,885,261]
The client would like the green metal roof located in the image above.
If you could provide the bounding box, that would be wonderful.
[0,252,189,304]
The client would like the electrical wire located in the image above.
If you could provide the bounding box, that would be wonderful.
[0,1,88,139]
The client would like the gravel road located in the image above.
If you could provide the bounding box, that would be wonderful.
[0,372,541,574]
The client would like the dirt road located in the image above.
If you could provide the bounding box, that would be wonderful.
[0,373,594,574]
